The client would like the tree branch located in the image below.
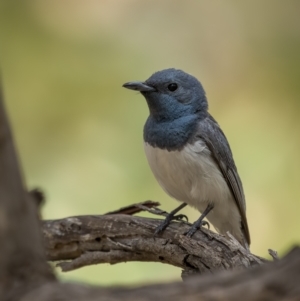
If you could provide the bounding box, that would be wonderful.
[43,212,265,276]
[21,247,300,301]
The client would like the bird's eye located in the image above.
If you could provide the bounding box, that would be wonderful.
[167,83,178,92]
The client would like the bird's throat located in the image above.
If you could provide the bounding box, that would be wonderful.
[143,115,199,151]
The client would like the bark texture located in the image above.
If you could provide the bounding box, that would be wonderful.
[21,247,300,301]
[43,213,265,275]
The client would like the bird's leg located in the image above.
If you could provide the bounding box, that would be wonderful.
[154,203,187,235]
[185,203,214,238]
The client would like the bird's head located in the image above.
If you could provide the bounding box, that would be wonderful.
[123,68,208,122]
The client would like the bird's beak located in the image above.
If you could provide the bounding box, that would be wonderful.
[122,81,156,92]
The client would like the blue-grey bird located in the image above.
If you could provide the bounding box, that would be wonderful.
[123,68,250,248]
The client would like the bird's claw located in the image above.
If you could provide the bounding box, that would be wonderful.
[173,214,188,222]
[201,220,210,229]
[154,203,188,235]
[184,220,210,238]
[154,214,188,235]
[154,219,170,235]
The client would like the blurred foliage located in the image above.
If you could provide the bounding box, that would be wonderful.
[0,0,300,286]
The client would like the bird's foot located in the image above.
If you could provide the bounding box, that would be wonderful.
[154,203,188,235]
[185,203,213,238]
[154,216,172,235]
[184,220,210,238]
[154,213,188,235]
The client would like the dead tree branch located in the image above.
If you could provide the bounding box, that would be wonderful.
[21,247,300,301]
[43,212,265,276]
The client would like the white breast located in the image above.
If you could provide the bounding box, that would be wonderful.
[144,140,242,241]
[144,140,229,209]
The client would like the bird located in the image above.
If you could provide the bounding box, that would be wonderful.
[123,68,250,249]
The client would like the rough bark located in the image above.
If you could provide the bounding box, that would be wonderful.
[43,213,265,276]
[20,247,300,301]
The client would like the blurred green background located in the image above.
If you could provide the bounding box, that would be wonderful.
[0,0,300,286]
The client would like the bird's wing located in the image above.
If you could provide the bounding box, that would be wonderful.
[195,113,251,245]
